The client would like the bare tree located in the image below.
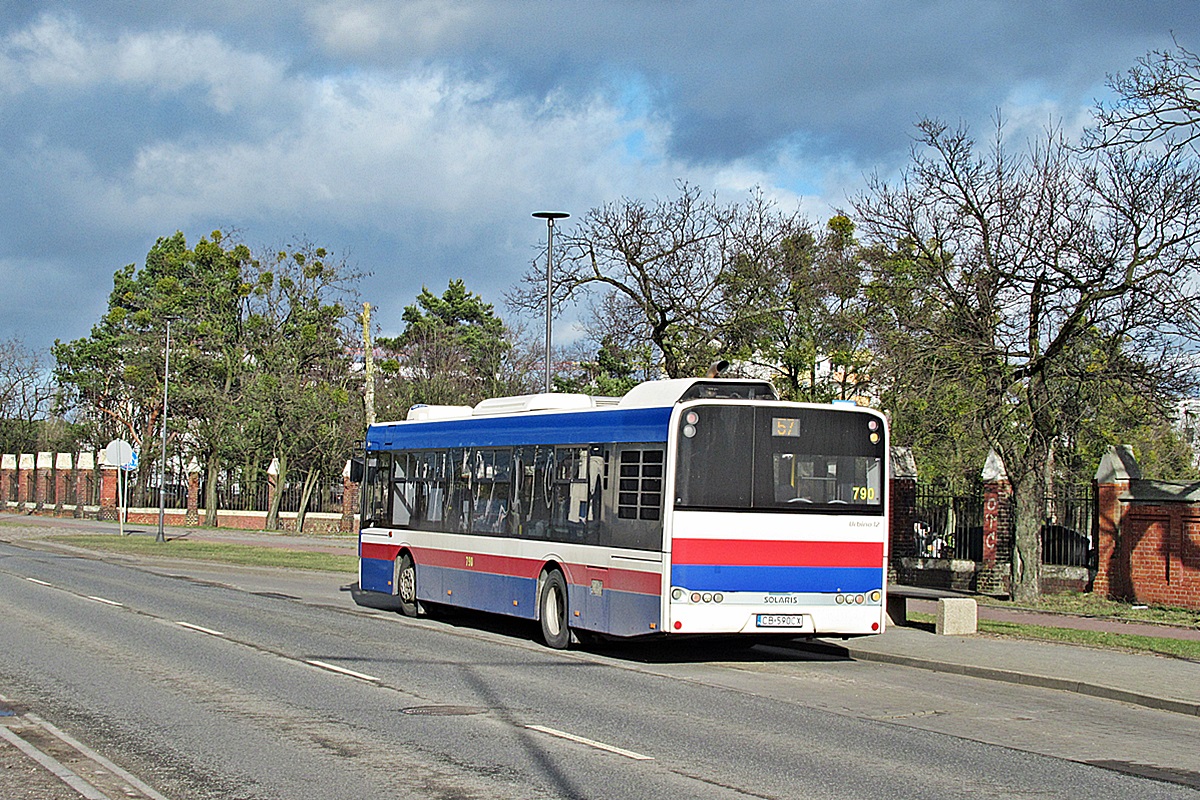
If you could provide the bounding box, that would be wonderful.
[0,339,54,453]
[854,117,1200,600]
[509,182,739,379]
[1091,38,1200,152]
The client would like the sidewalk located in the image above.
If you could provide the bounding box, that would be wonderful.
[4,512,1199,718]
[828,623,1200,717]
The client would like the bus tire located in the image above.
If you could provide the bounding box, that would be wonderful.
[538,569,571,649]
[396,552,419,618]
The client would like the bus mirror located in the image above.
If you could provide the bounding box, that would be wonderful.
[349,456,365,484]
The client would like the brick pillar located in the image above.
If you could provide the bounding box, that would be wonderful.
[888,447,918,583]
[75,452,95,518]
[1092,445,1139,600]
[18,454,34,511]
[185,458,201,527]
[98,450,120,521]
[35,452,52,512]
[1,454,15,511]
[979,450,1013,595]
[340,459,359,533]
[54,453,71,516]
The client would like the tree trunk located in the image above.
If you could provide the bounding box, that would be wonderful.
[1010,470,1044,603]
[296,468,320,534]
[204,455,220,527]
[266,449,285,531]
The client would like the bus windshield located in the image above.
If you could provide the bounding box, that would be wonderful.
[674,405,884,514]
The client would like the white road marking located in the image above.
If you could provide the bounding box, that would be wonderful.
[525,724,654,761]
[174,620,225,637]
[86,595,123,607]
[27,712,173,800]
[305,659,380,683]
[0,725,111,800]
[24,577,53,587]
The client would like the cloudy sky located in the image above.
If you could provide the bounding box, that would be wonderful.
[2,1,1199,356]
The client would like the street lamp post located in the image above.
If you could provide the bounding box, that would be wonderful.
[157,316,179,543]
[532,211,569,393]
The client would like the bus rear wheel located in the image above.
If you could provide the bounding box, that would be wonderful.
[396,552,418,618]
[538,570,571,649]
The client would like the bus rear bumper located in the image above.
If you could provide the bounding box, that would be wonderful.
[667,602,884,636]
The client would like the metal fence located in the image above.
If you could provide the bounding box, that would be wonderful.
[3,461,348,518]
[124,474,189,510]
[1041,484,1095,568]
[911,483,1095,567]
[912,487,984,560]
[277,482,345,514]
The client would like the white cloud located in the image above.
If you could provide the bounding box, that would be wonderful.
[122,67,699,233]
[307,0,477,57]
[1,13,287,113]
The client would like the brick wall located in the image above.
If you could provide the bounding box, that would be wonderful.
[2,452,359,535]
[1093,446,1200,611]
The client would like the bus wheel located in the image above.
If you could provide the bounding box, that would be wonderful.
[396,552,418,618]
[538,570,571,649]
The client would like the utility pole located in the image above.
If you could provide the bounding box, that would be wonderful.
[157,316,179,543]
[532,211,569,393]
[362,302,376,426]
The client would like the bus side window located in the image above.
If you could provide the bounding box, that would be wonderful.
[415,450,448,530]
[518,446,554,540]
[445,448,470,533]
[390,452,414,527]
[610,446,664,551]
[361,453,390,527]
[552,447,589,541]
[470,448,512,535]
[587,446,608,546]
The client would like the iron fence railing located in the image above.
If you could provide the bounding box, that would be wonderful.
[912,487,984,560]
[212,481,270,512]
[910,483,1096,567]
[3,463,351,518]
[277,482,345,514]
[1041,484,1095,568]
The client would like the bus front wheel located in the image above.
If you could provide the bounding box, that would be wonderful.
[538,570,571,649]
[396,552,418,618]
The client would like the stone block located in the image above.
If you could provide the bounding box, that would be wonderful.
[936,597,977,635]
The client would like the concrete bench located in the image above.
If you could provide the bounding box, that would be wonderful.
[887,585,977,635]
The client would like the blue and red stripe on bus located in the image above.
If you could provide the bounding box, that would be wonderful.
[359,542,663,637]
[670,537,885,594]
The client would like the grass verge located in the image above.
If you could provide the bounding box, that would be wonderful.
[909,611,1200,660]
[50,534,357,574]
[978,591,1200,628]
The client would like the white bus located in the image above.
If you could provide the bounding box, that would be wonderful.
[352,377,888,648]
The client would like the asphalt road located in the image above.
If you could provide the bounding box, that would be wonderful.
[1,539,1199,799]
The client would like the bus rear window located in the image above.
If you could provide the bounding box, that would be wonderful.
[675,406,884,514]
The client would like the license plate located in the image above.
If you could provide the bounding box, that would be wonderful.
[756,614,806,628]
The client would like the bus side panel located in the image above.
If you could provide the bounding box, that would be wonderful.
[567,565,662,638]
[401,543,663,636]
[360,541,400,594]
[411,546,540,620]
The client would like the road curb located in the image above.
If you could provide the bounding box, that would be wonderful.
[830,644,1200,718]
